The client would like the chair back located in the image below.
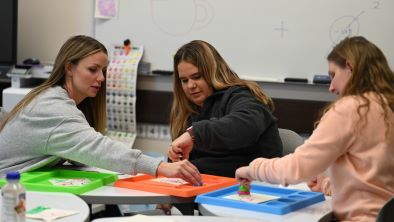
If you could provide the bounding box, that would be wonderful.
[318,212,336,222]
[278,128,304,156]
[376,198,394,222]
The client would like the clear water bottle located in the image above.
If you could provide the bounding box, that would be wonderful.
[1,172,26,222]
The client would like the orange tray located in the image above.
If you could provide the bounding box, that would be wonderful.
[114,174,237,197]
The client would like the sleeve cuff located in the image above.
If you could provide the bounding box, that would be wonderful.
[321,176,332,196]
[134,154,162,176]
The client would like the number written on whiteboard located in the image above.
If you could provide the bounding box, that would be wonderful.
[373,1,380,9]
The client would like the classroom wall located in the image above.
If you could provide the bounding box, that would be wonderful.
[17,0,394,82]
[17,0,94,64]
[13,0,343,155]
[95,0,394,82]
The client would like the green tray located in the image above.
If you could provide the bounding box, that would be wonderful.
[0,169,118,194]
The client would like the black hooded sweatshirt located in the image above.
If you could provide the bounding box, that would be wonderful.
[188,86,283,177]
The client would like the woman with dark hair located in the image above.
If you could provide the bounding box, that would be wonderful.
[168,40,282,177]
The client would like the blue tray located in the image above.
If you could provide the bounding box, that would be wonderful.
[195,184,325,215]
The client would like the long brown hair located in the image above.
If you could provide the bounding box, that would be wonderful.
[0,35,108,133]
[170,40,274,138]
[317,36,394,136]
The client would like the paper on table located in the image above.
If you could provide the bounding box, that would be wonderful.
[114,214,175,222]
[26,206,78,222]
[224,192,279,204]
[48,178,91,186]
[150,178,189,186]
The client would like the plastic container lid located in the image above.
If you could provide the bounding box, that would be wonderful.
[6,172,20,180]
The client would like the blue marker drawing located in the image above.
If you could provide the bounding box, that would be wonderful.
[372,1,380,9]
[275,20,289,39]
[329,11,365,45]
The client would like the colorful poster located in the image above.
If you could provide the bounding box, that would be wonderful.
[95,0,119,19]
[106,45,143,147]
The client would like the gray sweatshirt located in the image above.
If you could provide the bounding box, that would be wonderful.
[0,86,161,177]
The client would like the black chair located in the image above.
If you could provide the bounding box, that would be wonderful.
[318,212,337,222]
[376,198,394,222]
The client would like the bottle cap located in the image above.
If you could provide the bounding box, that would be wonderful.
[6,171,20,180]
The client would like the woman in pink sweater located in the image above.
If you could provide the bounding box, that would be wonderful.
[236,36,394,222]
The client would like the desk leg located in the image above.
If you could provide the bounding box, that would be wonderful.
[90,204,122,219]
[173,203,196,215]
[103,204,123,216]
[88,204,93,219]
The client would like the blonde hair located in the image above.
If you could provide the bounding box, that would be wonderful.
[0,35,108,133]
[170,40,274,138]
[317,36,394,136]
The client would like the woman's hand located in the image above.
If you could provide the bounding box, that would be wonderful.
[235,166,253,182]
[157,160,202,186]
[167,132,194,161]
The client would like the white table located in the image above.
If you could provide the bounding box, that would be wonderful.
[0,191,90,222]
[92,215,265,222]
[80,184,195,205]
[198,182,332,222]
[80,184,196,215]
[75,167,196,215]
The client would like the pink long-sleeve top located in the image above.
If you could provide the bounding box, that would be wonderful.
[248,94,394,222]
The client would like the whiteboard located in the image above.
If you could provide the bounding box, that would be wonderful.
[94,0,394,82]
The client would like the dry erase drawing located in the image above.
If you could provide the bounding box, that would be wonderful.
[95,0,118,19]
[150,0,214,36]
[372,1,380,9]
[48,178,91,186]
[275,20,289,39]
[151,178,189,186]
[329,11,365,44]
[224,193,279,204]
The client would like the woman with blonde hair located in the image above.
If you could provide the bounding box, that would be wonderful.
[236,36,394,221]
[168,40,282,177]
[0,35,201,185]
